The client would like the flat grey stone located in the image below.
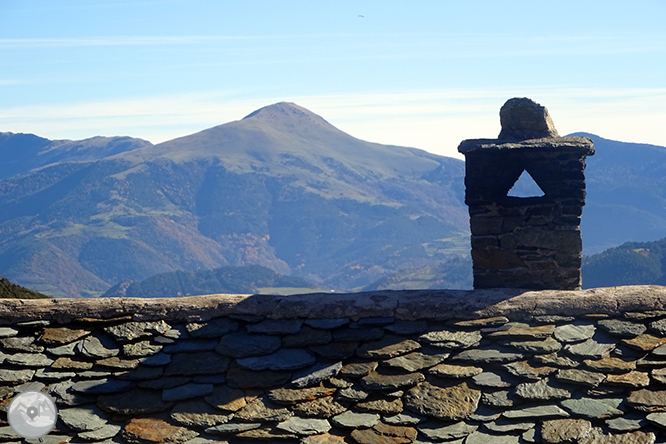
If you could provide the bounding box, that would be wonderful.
[215,332,281,358]
[71,378,134,395]
[418,421,477,441]
[564,338,615,359]
[247,319,302,335]
[234,396,292,422]
[237,348,315,371]
[186,318,238,337]
[103,320,170,342]
[77,423,122,441]
[17,319,50,327]
[383,351,448,372]
[465,430,521,444]
[506,337,562,353]
[0,327,18,338]
[47,341,80,356]
[472,371,513,388]
[419,329,482,349]
[606,415,647,432]
[5,352,54,367]
[383,411,424,425]
[268,386,336,405]
[554,324,595,343]
[649,319,666,335]
[629,389,666,412]
[0,426,20,440]
[291,360,342,388]
[76,335,119,358]
[59,405,108,431]
[504,361,556,381]
[123,340,163,357]
[337,386,369,402]
[482,390,514,408]
[556,368,606,387]
[13,381,46,393]
[488,323,555,339]
[361,371,425,391]
[647,412,666,429]
[47,380,95,406]
[485,419,534,433]
[162,339,218,353]
[170,399,232,427]
[1,336,44,352]
[34,368,77,380]
[0,369,35,384]
[533,352,580,368]
[598,319,646,337]
[560,397,624,419]
[163,383,214,401]
[428,363,483,378]
[503,405,569,419]
[276,417,330,435]
[515,378,571,400]
[205,422,262,434]
[470,407,502,422]
[331,411,380,428]
[651,343,666,356]
[356,336,420,359]
[304,318,349,329]
[453,347,523,363]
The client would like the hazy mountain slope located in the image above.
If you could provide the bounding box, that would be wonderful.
[0,132,151,179]
[574,133,666,254]
[0,103,468,297]
[102,265,316,298]
[582,237,666,288]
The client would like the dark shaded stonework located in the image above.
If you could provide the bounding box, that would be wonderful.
[458,98,595,290]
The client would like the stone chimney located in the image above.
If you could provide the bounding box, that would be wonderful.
[457,98,595,290]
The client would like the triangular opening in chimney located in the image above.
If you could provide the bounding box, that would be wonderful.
[507,170,545,198]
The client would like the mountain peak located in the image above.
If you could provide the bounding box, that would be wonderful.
[242,102,337,133]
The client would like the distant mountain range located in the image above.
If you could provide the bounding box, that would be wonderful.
[582,236,666,289]
[1,103,666,297]
[102,265,318,298]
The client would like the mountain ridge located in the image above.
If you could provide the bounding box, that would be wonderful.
[0,102,468,297]
[2,104,666,297]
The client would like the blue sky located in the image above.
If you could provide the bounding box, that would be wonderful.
[1,0,665,159]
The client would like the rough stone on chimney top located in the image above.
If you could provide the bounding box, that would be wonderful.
[498,98,559,141]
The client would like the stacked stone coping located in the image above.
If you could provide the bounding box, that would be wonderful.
[2,286,666,444]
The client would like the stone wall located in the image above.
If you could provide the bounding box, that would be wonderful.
[1,287,666,444]
[458,98,595,291]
